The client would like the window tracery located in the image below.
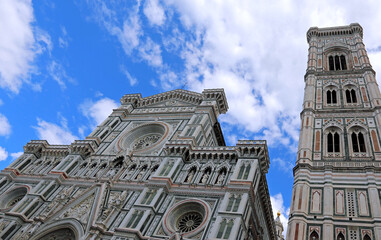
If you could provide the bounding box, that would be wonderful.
[349,127,368,157]
[327,89,338,104]
[216,219,234,239]
[345,89,357,104]
[328,54,347,71]
[324,127,342,157]
[237,162,251,180]
[226,194,241,212]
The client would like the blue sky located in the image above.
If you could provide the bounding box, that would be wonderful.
[1,0,381,234]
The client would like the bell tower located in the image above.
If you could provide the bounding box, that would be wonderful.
[287,23,381,240]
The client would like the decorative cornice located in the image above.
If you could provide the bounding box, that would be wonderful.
[119,89,229,115]
[307,23,363,43]
[23,140,49,158]
[69,140,99,158]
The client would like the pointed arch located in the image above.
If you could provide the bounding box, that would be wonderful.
[337,232,345,240]
[310,231,319,240]
[30,219,84,240]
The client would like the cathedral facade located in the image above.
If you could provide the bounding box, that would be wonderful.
[287,23,381,240]
[0,89,277,239]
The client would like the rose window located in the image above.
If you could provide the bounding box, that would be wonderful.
[7,195,23,208]
[132,134,162,150]
[116,123,168,153]
[162,199,211,237]
[177,212,203,233]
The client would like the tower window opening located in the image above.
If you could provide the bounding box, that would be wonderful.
[346,89,357,103]
[335,56,341,70]
[328,55,347,71]
[329,56,335,70]
[327,132,340,153]
[352,132,366,153]
[326,90,337,104]
[340,55,347,70]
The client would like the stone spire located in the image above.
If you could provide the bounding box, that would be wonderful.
[275,211,284,240]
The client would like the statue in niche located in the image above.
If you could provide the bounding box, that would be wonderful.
[0,220,6,231]
[185,168,196,183]
[216,171,226,184]
[105,168,116,178]
[136,166,147,180]
[200,169,211,184]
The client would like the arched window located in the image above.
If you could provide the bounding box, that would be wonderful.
[329,56,335,70]
[352,132,366,152]
[328,55,347,71]
[36,228,76,240]
[335,56,341,70]
[337,232,345,240]
[310,231,319,240]
[340,55,347,70]
[126,210,144,228]
[226,194,241,212]
[216,219,234,239]
[237,162,251,180]
[327,132,340,152]
[345,89,357,103]
[363,234,371,240]
[327,90,337,104]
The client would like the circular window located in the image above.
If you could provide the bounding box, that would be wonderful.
[0,187,27,209]
[132,133,162,150]
[177,211,203,233]
[117,123,169,152]
[163,199,210,237]
[7,195,23,208]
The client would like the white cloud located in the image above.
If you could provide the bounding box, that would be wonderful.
[144,0,166,26]
[121,66,138,86]
[48,60,74,90]
[91,1,142,55]
[161,0,381,149]
[11,152,23,159]
[90,1,165,69]
[0,0,51,93]
[273,157,294,176]
[0,113,11,137]
[159,69,180,90]
[34,118,77,145]
[80,97,119,128]
[58,26,69,48]
[139,37,163,67]
[270,193,289,238]
[0,146,8,161]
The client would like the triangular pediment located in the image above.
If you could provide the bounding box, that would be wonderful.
[138,89,203,108]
